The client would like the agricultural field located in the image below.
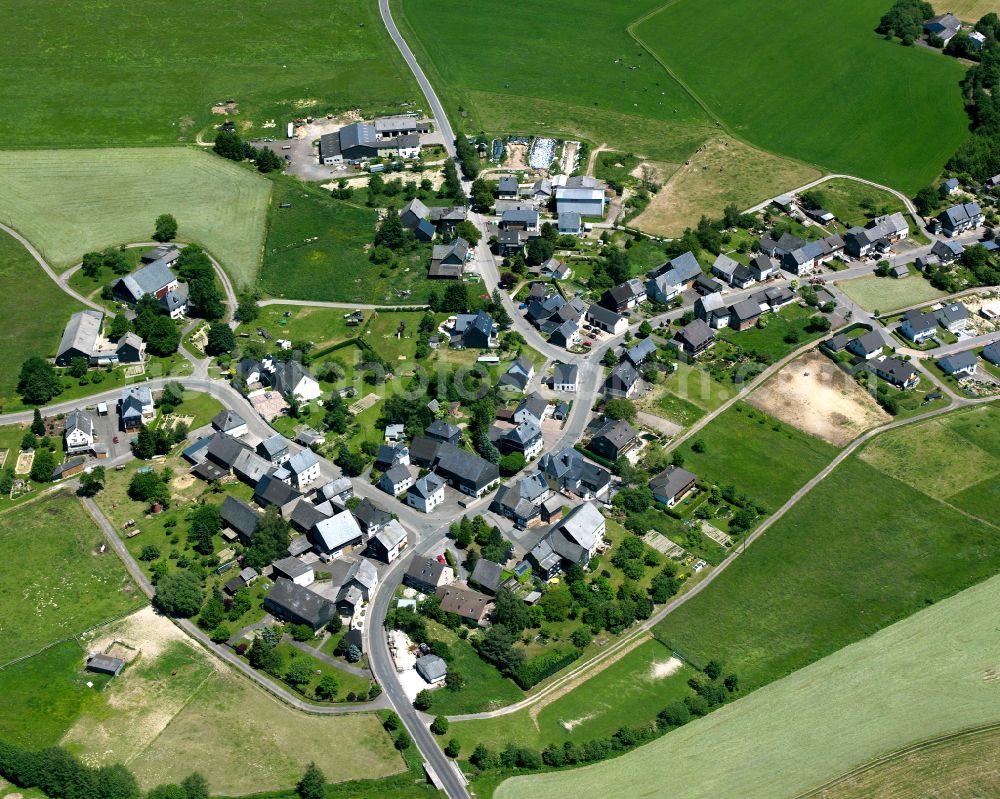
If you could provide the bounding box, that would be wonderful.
[495,568,1000,799]
[748,350,891,446]
[0,148,270,286]
[654,406,1000,692]
[837,274,947,313]
[675,403,839,513]
[633,137,821,236]
[394,0,713,164]
[260,177,438,303]
[451,637,694,753]
[935,0,998,20]
[634,0,968,191]
[0,491,144,664]
[806,178,907,229]
[0,0,418,148]
[0,230,85,410]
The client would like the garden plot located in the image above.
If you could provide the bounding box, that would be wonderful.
[748,351,889,446]
[349,392,381,414]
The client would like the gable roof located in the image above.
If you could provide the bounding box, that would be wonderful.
[470,559,502,593]
[649,464,698,499]
[118,259,177,299]
[212,409,246,433]
[257,434,290,459]
[266,578,335,628]
[436,584,493,620]
[939,351,978,373]
[675,318,715,350]
[434,442,500,489]
[902,309,937,333]
[58,310,104,360]
[586,304,625,328]
[65,409,94,438]
[272,556,313,580]
[557,502,605,551]
[311,510,363,551]
[254,473,302,507]
[353,497,393,530]
[849,329,885,355]
[605,361,639,391]
[270,360,316,397]
[553,362,578,384]
[625,337,657,365]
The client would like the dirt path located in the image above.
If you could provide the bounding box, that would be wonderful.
[586,143,609,176]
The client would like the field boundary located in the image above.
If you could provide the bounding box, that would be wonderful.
[0,607,143,671]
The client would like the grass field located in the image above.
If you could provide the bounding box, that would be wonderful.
[935,0,998,21]
[0,0,418,148]
[634,0,968,191]
[810,178,907,228]
[261,176,437,303]
[654,406,1000,692]
[495,567,1000,799]
[837,274,947,313]
[0,491,144,664]
[0,148,270,286]
[645,360,734,427]
[451,637,695,753]
[394,0,713,163]
[633,137,821,235]
[718,304,828,360]
[675,403,839,513]
[0,229,85,409]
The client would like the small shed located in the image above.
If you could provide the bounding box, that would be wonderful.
[86,653,125,677]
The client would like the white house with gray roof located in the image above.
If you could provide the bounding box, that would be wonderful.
[64,410,96,455]
[112,258,180,304]
[552,362,578,392]
[279,448,321,490]
[310,510,364,555]
[406,473,445,513]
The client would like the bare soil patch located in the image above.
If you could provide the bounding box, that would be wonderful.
[14,450,32,475]
[649,656,683,680]
[632,136,820,236]
[83,606,188,662]
[748,351,890,446]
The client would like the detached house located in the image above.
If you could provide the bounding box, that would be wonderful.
[310,510,364,556]
[429,238,470,279]
[436,584,493,624]
[932,239,964,265]
[491,471,551,528]
[552,362,578,392]
[264,579,336,631]
[433,442,500,497]
[601,278,647,313]
[674,319,715,356]
[379,464,414,496]
[368,518,408,563]
[847,330,886,360]
[538,448,611,500]
[900,309,938,344]
[588,418,639,463]
[695,293,730,329]
[624,337,657,367]
[112,258,180,304]
[936,302,969,333]
[277,448,321,490]
[64,410,97,456]
[404,556,454,595]
[529,502,606,578]
[407,473,446,513]
[645,251,703,303]
[875,357,919,389]
[119,386,155,431]
[604,361,640,398]
[938,351,978,377]
[649,465,698,507]
[499,354,535,392]
[845,213,909,258]
[268,360,321,403]
[452,310,497,349]
[500,421,544,460]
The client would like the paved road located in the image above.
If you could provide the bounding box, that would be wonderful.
[378,0,456,159]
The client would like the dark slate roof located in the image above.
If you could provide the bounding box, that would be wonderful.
[434,442,500,490]
[902,309,937,334]
[426,419,461,442]
[254,473,302,507]
[586,304,624,327]
[406,556,448,587]
[257,434,290,459]
[265,578,335,628]
[938,351,978,373]
[212,409,246,432]
[220,495,259,540]
[409,436,443,465]
[625,337,657,365]
[605,361,639,391]
[729,297,763,322]
[649,464,698,499]
[353,497,393,530]
[470,559,502,593]
[553,362,578,385]
[675,319,715,350]
[272,556,313,580]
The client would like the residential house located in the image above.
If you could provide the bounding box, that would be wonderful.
[425,419,462,444]
[470,559,502,595]
[317,477,353,506]
[499,354,535,392]
[750,254,778,282]
[759,230,806,259]
[674,319,716,355]
[539,257,571,280]
[429,238,469,279]
[497,229,526,257]
[400,198,430,230]
[900,309,938,343]
[490,470,551,528]
[384,423,405,444]
[604,361,640,398]
[433,442,500,497]
[119,386,155,431]
[272,556,314,587]
[549,319,580,349]
[211,410,248,438]
[731,263,756,289]
[500,209,539,234]
[436,584,494,624]
[279,448,321,490]
[646,251,703,303]
[374,441,409,471]
[336,558,379,616]
[931,239,964,264]
[531,178,553,202]
[694,274,725,296]
[924,13,962,42]
[220,495,260,545]
[710,253,739,284]
[289,500,332,535]
[63,410,96,455]
[264,579,335,631]
[936,302,969,333]
[428,205,468,233]
[845,213,909,257]
[874,357,919,389]
[257,434,291,466]
[943,177,961,195]
[554,175,607,217]
[367,518,408,563]
[514,392,550,426]
[557,212,582,236]
[937,202,983,237]
[353,498,393,537]
[601,278,646,313]
[406,472,446,513]
[983,341,1000,366]
[625,337,657,367]
[310,510,364,556]
[782,239,826,275]
[727,297,762,332]
[500,421,544,460]
[586,304,628,335]
[970,30,987,49]
[253,473,302,517]
[530,502,606,577]
[538,448,611,500]
[938,351,978,377]
[847,330,886,360]
[404,556,455,595]
[552,362,578,392]
[588,417,639,462]
[497,175,519,200]
[649,465,698,508]
[695,293,730,329]
[378,463,414,496]
[452,310,496,349]
[268,360,321,403]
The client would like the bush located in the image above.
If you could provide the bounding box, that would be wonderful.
[152,570,203,617]
[430,715,449,735]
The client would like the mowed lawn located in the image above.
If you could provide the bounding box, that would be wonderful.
[261,177,437,303]
[451,638,695,753]
[0,148,270,286]
[654,409,1000,692]
[496,568,1000,799]
[635,0,969,191]
[394,0,713,163]
[675,403,839,513]
[837,274,947,313]
[0,230,85,409]
[0,491,144,664]
[0,0,418,148]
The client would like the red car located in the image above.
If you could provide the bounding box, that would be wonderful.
[113,436,119,444]
[437,554,447,564]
